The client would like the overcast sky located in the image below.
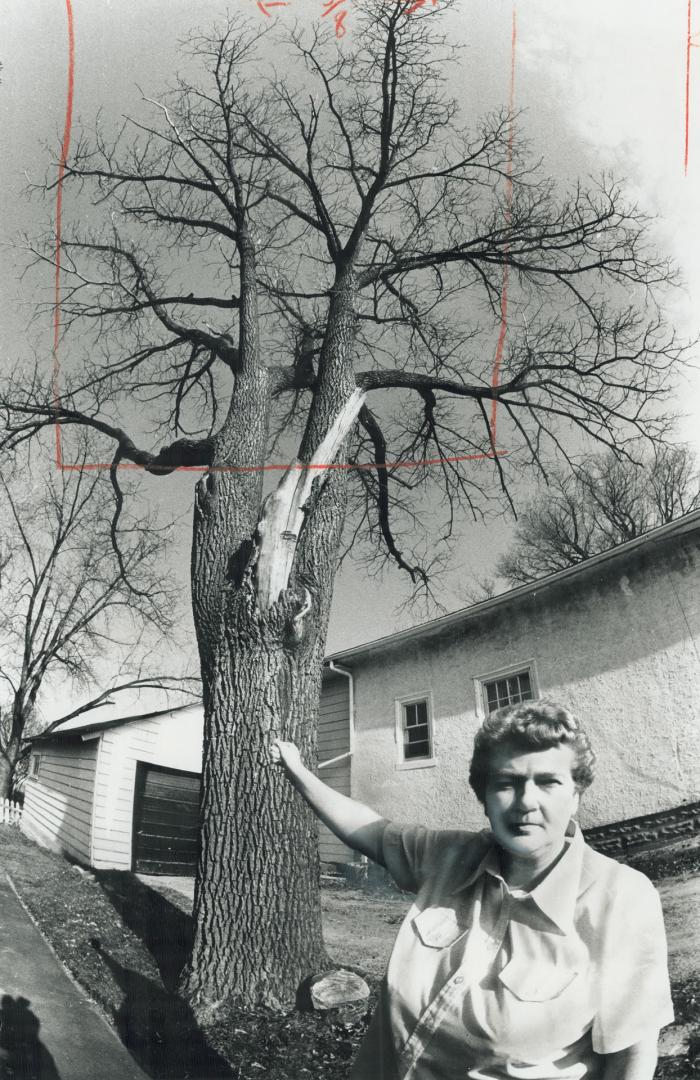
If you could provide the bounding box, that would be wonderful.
[2,0,699,672]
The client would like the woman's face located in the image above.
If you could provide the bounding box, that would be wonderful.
[483,741,580,865]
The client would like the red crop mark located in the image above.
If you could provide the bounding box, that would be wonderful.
[489,7,516,443]
[53,0,75,469]
[685,0,700,174]
[256,0,290,16]
[404,0,438,15]
[54,3,513,476]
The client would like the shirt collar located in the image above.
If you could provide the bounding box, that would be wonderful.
[454,822,585,934]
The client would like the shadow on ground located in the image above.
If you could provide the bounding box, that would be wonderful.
[93,872,232,1079]
[0,994,61,1080]
[95,872,193,991]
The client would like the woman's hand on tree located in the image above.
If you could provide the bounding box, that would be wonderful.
[270,738,303,775]
[270,736,386,862]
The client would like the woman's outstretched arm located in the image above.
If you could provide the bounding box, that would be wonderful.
[271,738,387,864]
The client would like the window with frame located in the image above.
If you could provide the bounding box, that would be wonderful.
[29,754,41,779]
[401,699,432,761]
[483,670,533,713]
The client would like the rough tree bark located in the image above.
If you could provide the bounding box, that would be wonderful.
[184,274,360,1009]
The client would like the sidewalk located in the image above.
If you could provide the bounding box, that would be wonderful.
[0,873,148,1080]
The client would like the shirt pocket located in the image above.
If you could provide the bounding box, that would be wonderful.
[496,918,589,1002]
[497,956,580,1001]
[412,905,470,949]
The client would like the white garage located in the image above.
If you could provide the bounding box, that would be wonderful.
[22,703,204,872]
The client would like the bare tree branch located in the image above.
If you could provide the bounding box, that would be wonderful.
[35,676,201,740]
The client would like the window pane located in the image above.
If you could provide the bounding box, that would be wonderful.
[402,700,431,760]
[506,676,517,698]
[404,738,430,759]
[484,671,533,712]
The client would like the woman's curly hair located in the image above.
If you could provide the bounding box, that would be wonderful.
[469,699,596,804]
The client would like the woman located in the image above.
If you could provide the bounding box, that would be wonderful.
[271,699,674,1080]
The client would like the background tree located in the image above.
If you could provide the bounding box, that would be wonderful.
[0,449,195,799]
[497,445,700,585]
[0,1,689,1011]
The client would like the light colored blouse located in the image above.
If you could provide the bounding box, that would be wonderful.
[351,822,673,1080]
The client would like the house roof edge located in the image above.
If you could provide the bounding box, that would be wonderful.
[30,699,203,744]
[325,508,700,666]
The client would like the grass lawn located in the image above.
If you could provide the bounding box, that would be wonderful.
[1,826,698,1080]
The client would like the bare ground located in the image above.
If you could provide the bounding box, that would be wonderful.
[657,875,700,983]
[138,875,409,983]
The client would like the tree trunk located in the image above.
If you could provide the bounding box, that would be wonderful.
[183,465,348,1012]
[0,757,14,801]
[182,271,358,1013]
[0,734,22,800]
[1,693,31,800]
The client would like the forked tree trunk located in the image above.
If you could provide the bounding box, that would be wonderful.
[181,265,358,1012]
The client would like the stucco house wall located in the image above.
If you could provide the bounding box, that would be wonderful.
[338,515,700,834]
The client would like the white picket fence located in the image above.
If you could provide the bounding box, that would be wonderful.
[1,799,22,825]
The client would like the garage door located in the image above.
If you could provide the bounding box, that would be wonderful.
[132,762,201,875]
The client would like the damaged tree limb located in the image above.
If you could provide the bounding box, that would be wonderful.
[256,388,366,610]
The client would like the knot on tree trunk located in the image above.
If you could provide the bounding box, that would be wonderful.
[222,561,315,650]
[255,583,315,647]
[287,586,312,645]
